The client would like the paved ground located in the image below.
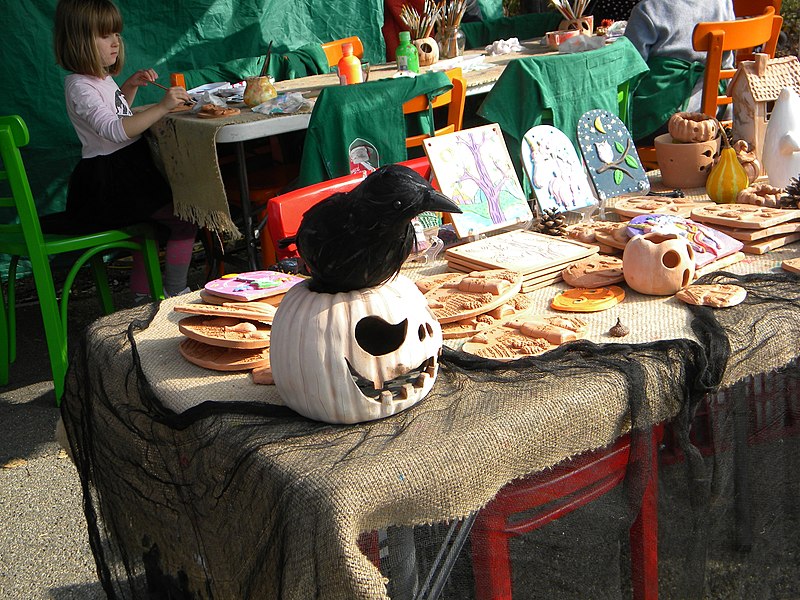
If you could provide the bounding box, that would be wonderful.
[0,255,210,600]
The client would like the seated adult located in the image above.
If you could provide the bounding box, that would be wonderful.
[624,0,735,144]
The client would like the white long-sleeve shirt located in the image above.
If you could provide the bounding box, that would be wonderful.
[64,73,137,158]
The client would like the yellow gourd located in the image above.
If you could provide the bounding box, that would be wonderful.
[706,125,749,204]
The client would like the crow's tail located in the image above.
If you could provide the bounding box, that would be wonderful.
[278,236,296,249]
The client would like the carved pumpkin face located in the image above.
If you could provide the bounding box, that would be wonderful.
[622,233,696,296]
[270,275,442,424]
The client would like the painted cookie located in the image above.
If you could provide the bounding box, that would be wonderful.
[551,286,625,312]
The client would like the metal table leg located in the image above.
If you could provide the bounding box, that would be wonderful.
[235,141,259,271]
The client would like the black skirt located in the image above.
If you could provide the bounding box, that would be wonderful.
[66,137,172,231]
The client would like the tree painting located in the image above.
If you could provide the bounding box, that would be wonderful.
[425,124,532,238]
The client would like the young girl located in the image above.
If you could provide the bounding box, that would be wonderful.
[54,0,197,299]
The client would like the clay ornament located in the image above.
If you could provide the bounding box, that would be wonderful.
[733,140,763,184]
[763,87,800,188]
[737,183,785,207]
[668,112,719,143]
[562,255,624,288]
[551,286,625,312]
[269,275,442,424]
[674,284,747,307]
[608,317,629,337]
[625,214,743,268]
[622,233,695,296]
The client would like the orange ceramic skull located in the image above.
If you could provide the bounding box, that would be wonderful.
[622,233,695,296]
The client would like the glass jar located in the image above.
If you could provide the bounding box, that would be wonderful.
[436,26,466,59]
[243,76,277,107]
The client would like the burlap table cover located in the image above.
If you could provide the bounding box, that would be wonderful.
[61,241,800,599]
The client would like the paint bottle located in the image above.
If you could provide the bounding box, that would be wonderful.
[170,73,186,88]
[337,43,363,85]
[396,31,420,73]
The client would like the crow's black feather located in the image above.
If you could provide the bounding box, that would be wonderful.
[294,164,462,293]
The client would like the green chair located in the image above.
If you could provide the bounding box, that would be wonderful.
[0,115,164,404]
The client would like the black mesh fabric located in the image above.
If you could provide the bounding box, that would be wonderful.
[60,270,800,600]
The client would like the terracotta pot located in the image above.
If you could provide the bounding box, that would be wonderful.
[654,133,720,189]
[623,233,695,296]
[413,37,439,66]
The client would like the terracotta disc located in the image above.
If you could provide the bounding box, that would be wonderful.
[674,284,747,307]
[423,269,523,324]
[461,314,588,360]
[178,315,270,349]
[178,338,270,371]
[562,256,624,288]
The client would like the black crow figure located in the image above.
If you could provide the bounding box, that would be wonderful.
[285,164,462,293]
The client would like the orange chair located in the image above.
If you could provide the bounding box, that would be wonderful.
[266,156,433,261]
[321,36,364,67]
[402,68,466,148]
[692,6,782,119]
[732,0,783,62]
[471,425,664,600]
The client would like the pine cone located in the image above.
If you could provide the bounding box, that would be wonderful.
[779,176,800,210]
[535,207,568,237]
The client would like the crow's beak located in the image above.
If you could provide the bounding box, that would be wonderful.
[424,190,462,214]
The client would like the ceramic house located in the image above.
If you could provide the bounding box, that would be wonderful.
[728,54,800,163]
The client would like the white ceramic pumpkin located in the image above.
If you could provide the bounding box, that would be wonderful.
[622,233,695,296]
[270,275,442,424]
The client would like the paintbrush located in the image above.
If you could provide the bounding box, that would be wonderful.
[259,41,274,78]
[151,80,195,105]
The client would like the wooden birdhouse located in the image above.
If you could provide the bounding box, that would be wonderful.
[727,54,800,164]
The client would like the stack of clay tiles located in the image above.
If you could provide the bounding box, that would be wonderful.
[690,204,800,254]
[172,271,305,383]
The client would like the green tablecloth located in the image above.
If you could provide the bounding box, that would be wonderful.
[477,36,649,178]
[297,71,453,187]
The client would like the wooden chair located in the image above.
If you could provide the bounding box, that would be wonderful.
[471,425,664,600]
[402,68,466,149]
[692,6,781,119]
[732,0,783,62]
[266,157,433,261]
[321,36,364,67]
[0,115,163,403]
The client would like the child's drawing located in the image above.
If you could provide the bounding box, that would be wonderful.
[424,123,532,238]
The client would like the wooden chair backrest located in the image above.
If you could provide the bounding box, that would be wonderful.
[401,68,466,149]
[321,36,364,67]
[732,0,784,62]
[692,6,781,117]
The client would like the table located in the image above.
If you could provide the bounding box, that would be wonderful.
[61,237,800,599]
[149,38,641,270]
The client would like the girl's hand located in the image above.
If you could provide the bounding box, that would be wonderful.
[158,86,192,111]
[125,68,159,89]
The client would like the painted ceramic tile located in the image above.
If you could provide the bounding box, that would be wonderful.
[521,125,597,213]
[204,270,306,301]
[576,109,650,201]
[424,123,533,238]
[625,214,743,268]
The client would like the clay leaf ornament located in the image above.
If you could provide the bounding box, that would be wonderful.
[577,109,650,201]
[763,87,800,188]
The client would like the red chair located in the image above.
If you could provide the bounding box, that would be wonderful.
[265,156,433,261]
[471,425,664,600]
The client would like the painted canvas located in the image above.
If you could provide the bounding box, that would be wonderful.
[576,109,650,201]
[521,125,597,213]
[424,123,533,238]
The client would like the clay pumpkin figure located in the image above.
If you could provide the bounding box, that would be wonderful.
[270,275,442,424]
[706,125,750,204]
[622,233,695,296]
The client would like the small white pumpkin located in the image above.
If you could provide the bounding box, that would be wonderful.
[622,233,695,296]
[270,275,442,424]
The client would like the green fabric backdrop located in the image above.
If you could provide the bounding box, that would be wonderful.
[0,0,387,220]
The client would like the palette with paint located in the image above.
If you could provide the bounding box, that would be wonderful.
[203,271,305,302]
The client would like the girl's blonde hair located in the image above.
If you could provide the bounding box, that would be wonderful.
[54,0,125,77]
